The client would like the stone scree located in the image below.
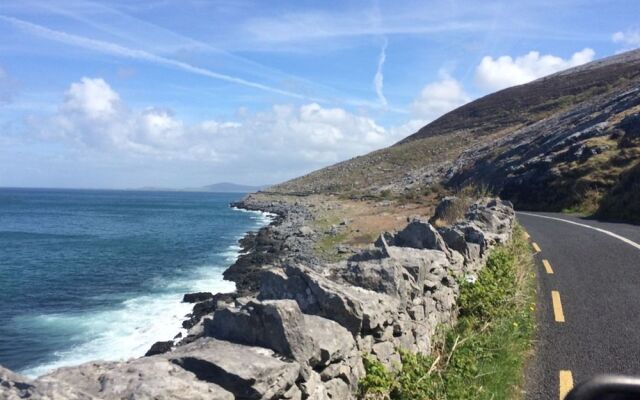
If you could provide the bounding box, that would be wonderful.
[0,197,514,400]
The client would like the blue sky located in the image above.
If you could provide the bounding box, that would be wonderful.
[0,0,638,189]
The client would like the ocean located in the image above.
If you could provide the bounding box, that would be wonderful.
[0,188,271,377]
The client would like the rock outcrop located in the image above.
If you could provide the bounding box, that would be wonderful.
[222,199,320,296]
[0,197,514,400]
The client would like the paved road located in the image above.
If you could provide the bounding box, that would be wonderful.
[517,212,640,399]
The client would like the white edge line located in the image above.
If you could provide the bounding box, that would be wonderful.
[517,212,640,251]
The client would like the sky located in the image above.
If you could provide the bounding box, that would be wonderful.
[0,0,638,189]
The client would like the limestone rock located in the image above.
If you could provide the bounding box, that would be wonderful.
[298,226,315,237]
[42,357,234,400]
[145,340,173,356]
[303,314,355,367]
[206,299,316,364]
[300,371,329,400]
[168,338,300,400]
[386,219,450,253]
[0,366,96,400]
[259,264,399,335]
[183,292,214,303]
[324,378,351,399]
[371,342,401,371]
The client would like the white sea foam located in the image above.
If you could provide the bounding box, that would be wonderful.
[21,206,272,377]
[231,206,277,226]
[22,266,236,378]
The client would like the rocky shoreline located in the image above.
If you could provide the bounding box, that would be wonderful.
[224,197,321,295]
[178,195,321,335]
[1,195,515,400]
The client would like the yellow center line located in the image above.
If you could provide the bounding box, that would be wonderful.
[532,242,542,252]
[559,370,574,399]
[552,291,565,322]
[542,259,554,274]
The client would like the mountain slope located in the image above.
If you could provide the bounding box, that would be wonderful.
[269,49,640,222]
[400,49,640,144]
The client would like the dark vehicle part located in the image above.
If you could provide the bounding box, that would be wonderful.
[566,375,640,400]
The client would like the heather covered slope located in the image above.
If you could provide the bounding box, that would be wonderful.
[270,49,640,222]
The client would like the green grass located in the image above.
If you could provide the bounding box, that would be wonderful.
[315,232,348,261]
[359,224,536,400]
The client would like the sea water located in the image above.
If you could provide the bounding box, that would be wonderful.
[0,188,271,376]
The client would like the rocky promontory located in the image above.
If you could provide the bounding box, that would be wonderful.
[1,197,514,399]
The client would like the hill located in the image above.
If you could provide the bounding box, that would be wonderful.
[268,49,640,222]
[198,182,266,193]
[134,182,267,193]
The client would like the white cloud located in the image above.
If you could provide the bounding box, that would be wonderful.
[373,39,388,107]
[35,77,399,172]
[63,77,120,118]
[242,10,486,44]
[474,48,595,92]
[612,29,640,47]
[411,75,471,122]
[0,15,315,101]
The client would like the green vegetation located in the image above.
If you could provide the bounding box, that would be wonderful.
[597,161,640,223]
[315,232,348,261]
[359,225,536,400]
[554,137,640,217]
[271,132,474,196]
[313,215,342,231]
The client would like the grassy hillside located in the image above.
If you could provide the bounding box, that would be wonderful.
[268,49,640,223]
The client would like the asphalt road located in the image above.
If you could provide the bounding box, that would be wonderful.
[517,212,640,399]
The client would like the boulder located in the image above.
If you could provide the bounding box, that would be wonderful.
[183,292,236,329]
[303,314,357,367]
[168,338,300,400]
[339,258,408,297]
[204,296,362,392]
[348,247,388,262]
[205,299,316,364]
[0,366,97,400]
[300,371,329,400]
[436,197,514,269]
[42,357,234,400]
[298,226,315,237]
[183,292,214,303]
[371,342,401,371]
[342,245,453,299]
[386,219,450,253]
[464,198,514,245]
[259,264,399,336]
[282,384,303,400]
[438,222,485,267]
[144,340,174,356]
[324,378,351,399]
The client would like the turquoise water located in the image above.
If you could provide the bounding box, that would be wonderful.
[0,188,270,376]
